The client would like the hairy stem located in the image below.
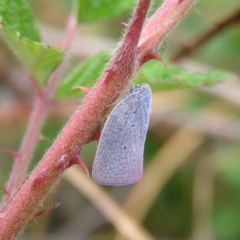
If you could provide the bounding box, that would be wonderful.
[0,0,196,238]
[0,1,151,238]
[1,15,78,208]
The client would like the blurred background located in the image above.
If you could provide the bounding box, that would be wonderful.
[1,0,240,239]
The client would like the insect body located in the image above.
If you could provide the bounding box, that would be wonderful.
[92,84,152,186]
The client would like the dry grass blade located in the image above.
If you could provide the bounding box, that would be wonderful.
[191,156,215,240]
[63,166,155,240]
[121,125,204,222]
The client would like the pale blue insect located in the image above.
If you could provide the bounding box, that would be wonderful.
[92,84,152,186]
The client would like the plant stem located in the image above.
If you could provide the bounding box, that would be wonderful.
[1,15,78,208]
[0,1,151,238]
[172,8,240,61]
[0,0,196,238]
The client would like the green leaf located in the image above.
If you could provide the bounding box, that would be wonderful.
[57,54,233,98]
[78,0,135,23]
[57,52,109,98]
[0,22,66,86]
[0,0,40,42]
[136,61,234,91]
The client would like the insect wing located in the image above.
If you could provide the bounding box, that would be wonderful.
[92,84,152,186]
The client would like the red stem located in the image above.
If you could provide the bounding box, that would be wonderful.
[0,1,151,238]
[2,96,47,204]
[0,0,195,238]
[1,15,78,207]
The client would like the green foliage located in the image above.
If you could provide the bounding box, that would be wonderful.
[144,167,193,238]
[136,61,234,90]
[211,143,240,240]
[78,0,135,23]
[0,0,66,86]
[193,27,240,74]
[0,0,40,41]
[57,52,109,97]
[0,23,66,86]
[214,144,240,191]
[214,206,240,240]
[57,53,233,98]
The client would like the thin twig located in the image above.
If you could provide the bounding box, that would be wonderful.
[172,8,240,61]
[191,156,215,240]
[1,14,78,207]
